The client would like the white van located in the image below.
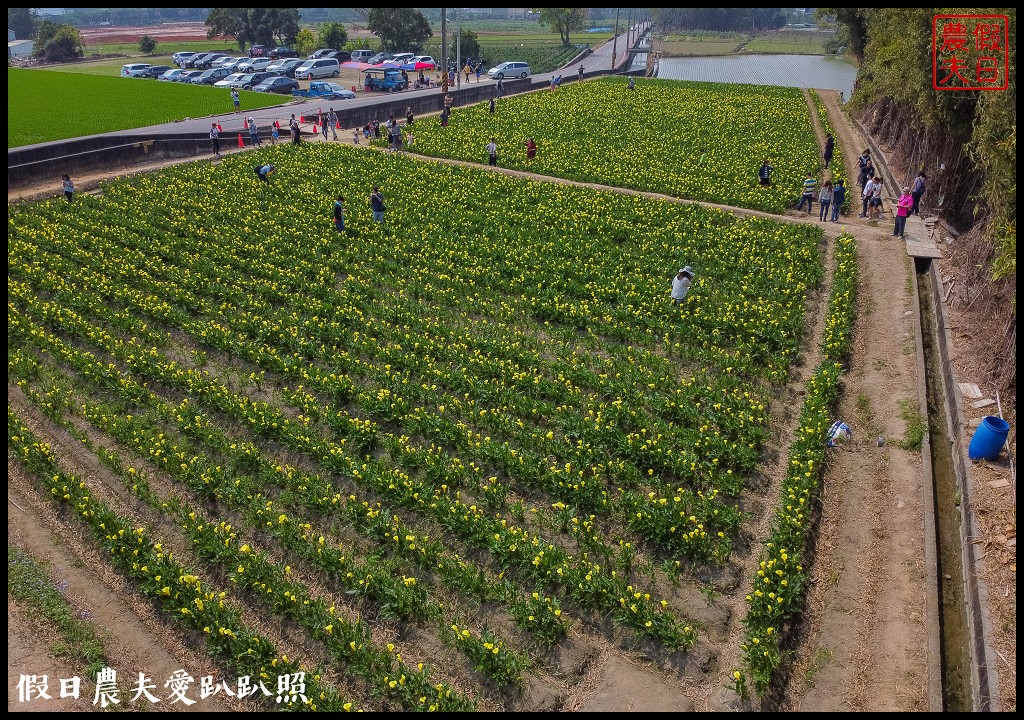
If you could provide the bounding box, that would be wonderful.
[488,61,530,80]
[294,58,341,80]
[121,63,153,77]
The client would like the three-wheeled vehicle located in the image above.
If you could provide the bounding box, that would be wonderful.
[363,68,408,92]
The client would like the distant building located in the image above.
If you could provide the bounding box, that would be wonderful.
[9,39,34,57]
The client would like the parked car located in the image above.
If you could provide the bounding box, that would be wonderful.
[183,52,212,68]
[159,68,188,81]
[270,47,298,59]
[253,76,300,94]
[238,57,272,73]
[172,51,197,66]
[293,58,341,80]
[391,52,415,64]
[138,65,173,79]
[350,49,374,62]
[266,58,303,77]
[488,61,530,80]
[367,52,394,65]
[230,71,273,90]
[248,44,269,58]
[226,57,253,72]
[212,56,242,68]
[191,67,231,85]
[409,55,436,68]
[121,63,152,77]
[309,48,338,59]
[213,73,247,88]
[194,53,227,69]
[175,70,204,83]
[291,81,356,100]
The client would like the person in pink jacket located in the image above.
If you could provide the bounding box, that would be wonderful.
[893,186,914,238]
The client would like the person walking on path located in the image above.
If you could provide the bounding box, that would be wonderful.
[271,121,279,145]
[475,62,483,82]
[464,61,472,83]
[488,96,495,114]
[248,116,261,146]
[210,122,221,156]
[671,266,694,305]
[255,163,275,184]
[333,194,346,233]
[231,88,240,112]
[319,110,329,141]
[911,171,926,215]
[327,108,338,140]
[486,137,498,166]
[868,176,885,220]
[370,186,386,223]
[578,64,585,82]
[390,121,402,152]
[859,176,876,217]
[406,106,414,126]
[818,179,833,222]
[830,179,846,222]
[758,158,774,186]
[496,76,504,98]
[62,174,74,202]
[290,114,300,145]
[823,134,834,170]
[525,137,537,160]
[797,172,816,213]
[894,186,913,238]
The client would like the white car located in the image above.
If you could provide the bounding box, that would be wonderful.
[409,55,436,68]
[159,68,188,81]
[212,56,241,68]
[172,51,196,66]
[238,57,272,72]
[391,52,415,64]
[120,63,152,78]
[488,61,530,80]
[214,73,247,88]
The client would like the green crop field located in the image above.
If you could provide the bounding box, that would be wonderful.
[45,55,181,75]
[8,80,857,708]
[403,76,819,213]
[743,30,830,54]
[7,68,288,148]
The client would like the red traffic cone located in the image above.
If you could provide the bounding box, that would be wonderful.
[237,133,245,148]
[336,119,342,130]
[313,123,319,135]
[243,117,249,130]
[274,120,280,129]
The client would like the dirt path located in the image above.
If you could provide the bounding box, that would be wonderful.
[785,89,931,712]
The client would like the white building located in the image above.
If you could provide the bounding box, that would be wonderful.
[9,39,34,57]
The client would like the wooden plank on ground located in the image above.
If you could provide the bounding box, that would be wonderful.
[971,398,996,409]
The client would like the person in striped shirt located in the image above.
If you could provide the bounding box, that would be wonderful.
[797,172,816,213]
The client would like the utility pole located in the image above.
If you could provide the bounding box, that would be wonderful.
[611,8,620,70]
[441,9,447,79]
[456,7,461,90]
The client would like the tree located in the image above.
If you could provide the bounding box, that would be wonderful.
[8,8,37,40]
[367,8,432,52]
[318,21,348,50]
[139,35,157,54]
[33,22,84,62]
[206,8,301,51]
[537,8,588,48]
[294,28,317,57]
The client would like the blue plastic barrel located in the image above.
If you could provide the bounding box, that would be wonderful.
[968,415,1010,461]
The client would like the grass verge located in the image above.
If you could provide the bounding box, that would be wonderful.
[8,543,108,679]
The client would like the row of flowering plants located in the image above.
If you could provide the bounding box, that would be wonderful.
[738,232,859,694]
[7,409,355,711]
[399,77,820,213]
[9,126,827,700]
[808,88,851,214]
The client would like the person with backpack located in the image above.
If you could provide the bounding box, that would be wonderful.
[255,164,275,184]
[370,186,386,223]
